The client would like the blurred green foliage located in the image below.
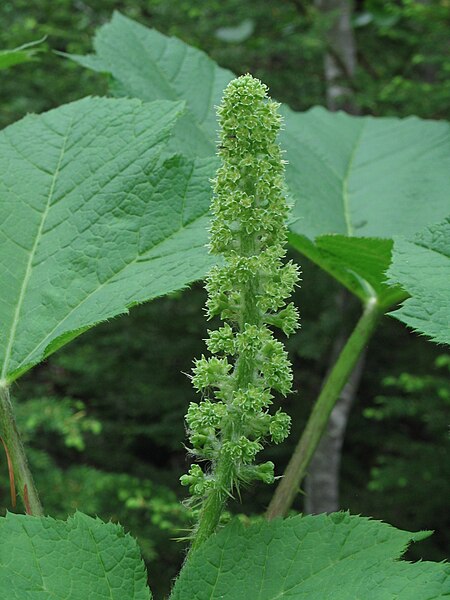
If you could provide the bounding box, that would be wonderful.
[2,0,449,126]
[0,39,44,71]
[1,1,449,597]
[354,0,450,117]
[16,396,101,451]
[345,354,450,561]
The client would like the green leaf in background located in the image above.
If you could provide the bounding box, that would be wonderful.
[70,13,450,308]
[0,96,216,384]
[171,513,450,599]
[0,512,151,600]
[65,13,233,158]
[0,39,44,71]
[281,106,450,239]
[288,233,403,307]
[387,217,450,345]
[282,107,450,306]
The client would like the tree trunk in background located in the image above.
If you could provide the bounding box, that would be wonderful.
[306,0,360,511]
[304,331,366,514]
[305,289,366,511]
[316,0,358,114]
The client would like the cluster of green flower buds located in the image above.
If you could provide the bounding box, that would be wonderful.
[181,75,299,510]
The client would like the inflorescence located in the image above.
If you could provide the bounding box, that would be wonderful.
[181,74,300,534]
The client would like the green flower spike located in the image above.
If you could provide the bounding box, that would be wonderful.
[181,74,300,552]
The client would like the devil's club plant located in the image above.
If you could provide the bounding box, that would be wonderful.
[0,26,449,596]
[70,12,450,521]
[180,75,299,550]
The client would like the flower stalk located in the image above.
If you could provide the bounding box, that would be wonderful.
[181,75,299,552]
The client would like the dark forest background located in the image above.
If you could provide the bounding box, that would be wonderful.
[1,1,449,597]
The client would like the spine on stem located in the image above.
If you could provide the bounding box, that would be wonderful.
[181,75,300,551]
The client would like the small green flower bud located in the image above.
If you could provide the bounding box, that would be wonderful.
[191,356,232,391]
[269,410,291,444]
[180,464,215,496]
[206,324,236,355]
[232,385,273,413]
[253,461,275,484]
[222,436,263,464]
[264,303,300,336]
[189,432,209,447]
[258,339,293,395]
[186,400,226,431]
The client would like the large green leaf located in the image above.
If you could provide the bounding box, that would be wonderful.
[387,218,450,345]
[288,233,403,306]
[0,97,216,384]
[67,13,233,158]
[171,513,450,599]
[281,106,450,240]
[282,106,450,307]
[0,512,151,599]
[69,12,450,308]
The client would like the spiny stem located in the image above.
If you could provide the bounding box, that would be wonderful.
[190,235,262,554]
[266,298,381,520]
[0,384,43,516]
[189,455,233,553]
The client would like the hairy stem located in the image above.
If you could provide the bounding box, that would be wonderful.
[189,451,232,552]
[266,298,381,520]
[190,235,261,553]
[0,384,43,516]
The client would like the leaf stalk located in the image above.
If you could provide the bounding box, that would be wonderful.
[0,384,43,516]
